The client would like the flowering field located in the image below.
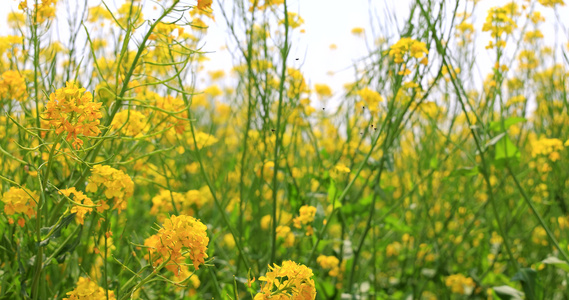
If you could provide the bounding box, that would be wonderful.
[1,0,569,299]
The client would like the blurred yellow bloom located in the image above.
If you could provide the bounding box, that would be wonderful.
[1,187,38,218]
[445,274,475,295]
[63,277,115,300]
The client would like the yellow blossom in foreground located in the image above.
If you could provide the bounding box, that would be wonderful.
[63,277,115,300]
[86,165,134,213]
[59,187,94,225]
[144,215,209,274]
[255,261,316,300]
[1,187,38,219]
[445,274,475,295]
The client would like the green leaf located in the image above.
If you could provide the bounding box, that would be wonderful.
[541,256,569,272]
[317,281,335,297]
[429,157,438,169]
[489,117,527,132]
[384,216,411,232]
[493,285,524,300]
[448,166,479,178]
[327,179,341,208]
[39,213,76,247]
[511,268,536,300]
[495,135,520,163]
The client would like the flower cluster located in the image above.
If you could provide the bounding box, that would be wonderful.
[0,70,27,102]
[531,137,564,161]
[19,0,58,23]
[150,188,211,221]
[293,205,317,236]
[42,82,102,149]
[59,187,94,225]
[255,260,316,300]
[63,277,115,300]
[316,255,340,277]
[357,88,383,114]
[388,37,429,75]
[111,110,149,137]
[1,187,37,219]
[188,131,219,150]
[482,5,518,49]
[538,0,565,7]
[330,163,350,180]
[445,274,475,295]
[144,215,209,274]
[86,165,134,214]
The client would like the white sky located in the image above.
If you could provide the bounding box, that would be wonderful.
[1,0,568,104]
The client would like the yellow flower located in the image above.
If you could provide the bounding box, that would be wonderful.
[42,82,102,149]
[314,83,332,99]
[280,12,304,29]
[255,261,316,300]
[445,274,475,295]
[0,70,27,102]
[188,131,218,149]
[276,225,295,247]
[86,165,134,214]
[317,255,341,277]
[197,0,213,10]
[482,5,518,49]
[357,88,383,113]
[389,37,428,63]
[111,110,148,137]
[531,137,564,161]
[538,0,565,7]
[351,27,364,36]
[63,277,115,300]
[59,187,94,225]
[1,187,38,218]
[293,205,317,236]
[144,215,209,274]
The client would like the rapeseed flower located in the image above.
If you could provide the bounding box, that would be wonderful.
[42,82,102,149]
[255,260,316,300]
[445,274,475,295]
[63,277,115,300]
[1,187,38,218]
[0,70,27,102]
[293,205,317,236]
[86,165,134,213]
[59,187,94,225]
[144,215,209,274]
